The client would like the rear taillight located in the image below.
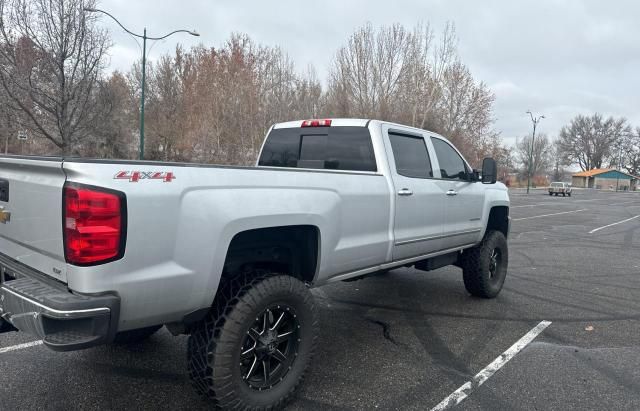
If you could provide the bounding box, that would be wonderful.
[64,185,126,266]
[301,119,332,127]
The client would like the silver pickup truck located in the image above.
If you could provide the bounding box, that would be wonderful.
[0,118,509,409]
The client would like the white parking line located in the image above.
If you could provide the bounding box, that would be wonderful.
[512,209,587,221]
[511,202,580,208]
[588,215,640,234]
[573,198,610,202]
[606,200,640,207]
[0,340,43,354]
[431,321,552,411]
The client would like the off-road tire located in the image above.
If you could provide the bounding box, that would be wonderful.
[113,325,162,344]
[188,272,318,410]
[460,230,508,298]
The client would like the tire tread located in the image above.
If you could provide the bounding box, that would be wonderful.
[187,271,318,410]
[460,230,508,298]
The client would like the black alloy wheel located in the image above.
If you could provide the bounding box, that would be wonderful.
[488,248,501,279]
[240,305,300,391]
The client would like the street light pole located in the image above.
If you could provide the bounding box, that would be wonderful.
[84,8,199,160]
[526,111,545,194]
[141,28,146,160]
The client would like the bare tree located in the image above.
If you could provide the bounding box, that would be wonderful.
[399,22,456,129]
[328,23,408,119]
[91,71,137,159]
[620,127,640,176]
[550,140,567,181]
[556,113,630,171]
[134,35,324,165]
[515,133,553,179]
[0,0,109,154]
[326,22,502,167]
[436,61,496,165]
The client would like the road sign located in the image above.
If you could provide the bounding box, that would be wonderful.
[17,131,27,140]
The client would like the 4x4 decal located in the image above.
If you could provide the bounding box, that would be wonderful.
[114,171,176,182]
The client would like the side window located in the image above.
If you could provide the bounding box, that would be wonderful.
[431,138,468,180]
[388,133,433,179]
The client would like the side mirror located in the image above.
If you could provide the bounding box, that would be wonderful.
[481,157,497,184]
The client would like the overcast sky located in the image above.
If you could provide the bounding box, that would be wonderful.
[97,0,640,146]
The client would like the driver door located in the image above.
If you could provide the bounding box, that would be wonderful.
[429,136,485,250]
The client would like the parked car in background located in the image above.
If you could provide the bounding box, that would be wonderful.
[549,182,572,196]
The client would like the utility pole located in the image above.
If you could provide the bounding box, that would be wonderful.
[526,111,545,194]
[84,8,199,160]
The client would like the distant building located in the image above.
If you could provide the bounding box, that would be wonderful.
[571,169,638,191]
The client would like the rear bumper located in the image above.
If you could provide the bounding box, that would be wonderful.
[0,253,119,351]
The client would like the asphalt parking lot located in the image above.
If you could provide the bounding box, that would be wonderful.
[2,188,640,410]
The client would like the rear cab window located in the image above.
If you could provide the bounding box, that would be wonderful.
[258,126,377,172]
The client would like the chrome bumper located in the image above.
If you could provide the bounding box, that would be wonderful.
[0,254,119,351]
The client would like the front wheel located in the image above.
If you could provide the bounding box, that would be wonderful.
[188,272,318,410]
[548,192,552,196]
[568,192,572,197]
[460,230,508,298]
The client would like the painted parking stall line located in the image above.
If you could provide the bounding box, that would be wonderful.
[511,202,583,208]
[0,340,43,354]
[588,214,640,234]
[431,321,552,411]
[605,200,640,207]
[573,198,611,202]
[512,209,587,221]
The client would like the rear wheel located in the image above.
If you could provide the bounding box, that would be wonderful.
[568,192,572,197]
[188,272,318,410]
[460,230,508,298]
[548,192,552,196]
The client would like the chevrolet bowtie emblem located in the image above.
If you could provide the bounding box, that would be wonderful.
[0,207,11,224]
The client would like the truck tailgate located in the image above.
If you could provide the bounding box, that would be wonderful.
[0,156,67,282]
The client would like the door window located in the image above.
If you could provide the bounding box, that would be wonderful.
[388,133,433,179]
[431,138,468,180]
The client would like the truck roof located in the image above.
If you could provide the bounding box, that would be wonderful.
[273,118,370,129]
[272,119,441,137]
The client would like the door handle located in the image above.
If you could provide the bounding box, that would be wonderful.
[446,189,458,196]
[397,188,413,196]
